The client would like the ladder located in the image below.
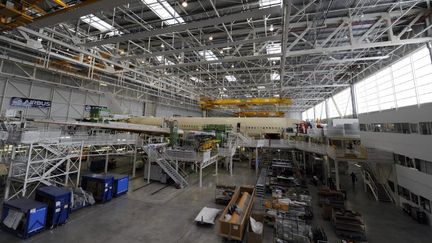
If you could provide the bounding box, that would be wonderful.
[143,145,188,188]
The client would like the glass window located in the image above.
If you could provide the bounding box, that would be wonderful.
[410,123,418,133]
[419,122,432,135]
[411,192,419,204]
[352,45,432,115]
[420,196,431,213]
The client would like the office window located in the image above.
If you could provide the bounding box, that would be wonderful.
[411,192,419,205]
[419,122,432,135]
[410,123,418,133]
[359,124,367,131]
[420,196,431,213]
[384,123,395,133]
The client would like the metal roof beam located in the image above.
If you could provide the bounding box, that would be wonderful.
[85,6,282,47]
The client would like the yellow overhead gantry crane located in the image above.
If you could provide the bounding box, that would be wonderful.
[200,97,292,109]
[235,111,285,117]
[0,0,78,31]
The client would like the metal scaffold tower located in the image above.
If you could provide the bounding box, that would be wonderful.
[4,142,84,200]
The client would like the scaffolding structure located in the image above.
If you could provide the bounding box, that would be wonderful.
[4,142,84,200]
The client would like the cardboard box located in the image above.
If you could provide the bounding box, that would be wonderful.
[247,212,264,243]
[218,185,256,241]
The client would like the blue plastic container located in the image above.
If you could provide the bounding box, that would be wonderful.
[1,199,47,238]
[35,186,71,228]
[81,174,114,203]
[109,174,129,197]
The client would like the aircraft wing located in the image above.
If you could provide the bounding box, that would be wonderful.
[32,119,183,135]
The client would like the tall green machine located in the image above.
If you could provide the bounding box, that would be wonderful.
[203,124,232,143]
[166,120,179,147]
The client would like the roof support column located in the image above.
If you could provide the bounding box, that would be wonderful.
[280,0,291,95]
[350,83,358,118]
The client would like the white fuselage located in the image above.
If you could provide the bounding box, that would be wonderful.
[127,117,299,137]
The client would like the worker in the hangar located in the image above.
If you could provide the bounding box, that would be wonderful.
[350,172,358,187]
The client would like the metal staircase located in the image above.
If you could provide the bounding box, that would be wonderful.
[143,144,188,188]
[361,162,393,203]
[236,132,253,146]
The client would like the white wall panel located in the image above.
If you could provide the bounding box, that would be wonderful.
[0,78,144,120]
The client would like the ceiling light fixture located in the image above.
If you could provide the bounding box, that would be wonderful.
[219,50,223,54]
[181,0,188,8]
[269,24,274,31]
[209,35,213,41]
[406,26,413,32]
[161,43,165,48]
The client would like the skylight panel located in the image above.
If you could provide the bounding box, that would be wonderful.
[257,85,266,89]
[266,43,281,61]
[156,56,174,65]
[80,14,123,36]
[190,77,204,83]
[271,72,280,81]
[142,0,184,25]
[198,50,218,61]
[260,0,282,8]
[225,75,237,82]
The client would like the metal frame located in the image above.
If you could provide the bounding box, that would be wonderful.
[0,0,431,113]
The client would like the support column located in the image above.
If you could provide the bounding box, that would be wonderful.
[132,146,137,178]
[324,155,330,183]
[147,157,151,183]
[215,158,218,175]
[199,164,203,188]
[86,150,91,170]
[325,99,331,125]
[104,153,109,173]
[335,159,340,190]
[427,42,432,64]
[255,148,259,175]
[229,156,233,176]
[291,150,296,165]
[350,83,358,118]
[302,150,306,171]
[76,142,84,187]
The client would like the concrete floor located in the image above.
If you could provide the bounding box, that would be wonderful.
[310,170,432,243]
[1,161,432,243]
[0,162,272,243]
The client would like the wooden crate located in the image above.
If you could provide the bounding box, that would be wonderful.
[218,185,256,241]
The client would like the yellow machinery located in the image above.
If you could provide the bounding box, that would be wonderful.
[235,111,285,117]
[200,97,292,109]
[0,0,79,31]
[198,139,219,152]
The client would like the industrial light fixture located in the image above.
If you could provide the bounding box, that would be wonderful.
[231,64,234,68]
[181,0,188,8]
[160,43,165,48]
[269,24,274,31]
[406,26,413,32]
[219,49,223,54]
[209,35,213,41]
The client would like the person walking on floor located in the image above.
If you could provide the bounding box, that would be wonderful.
[351,172,357,187]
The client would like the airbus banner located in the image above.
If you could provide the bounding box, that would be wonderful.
[10,97,51,108]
